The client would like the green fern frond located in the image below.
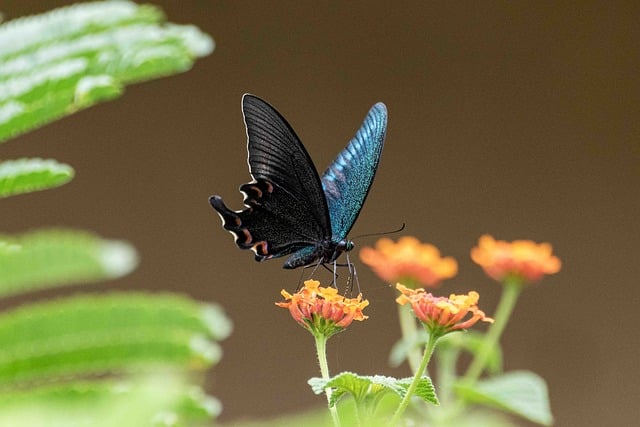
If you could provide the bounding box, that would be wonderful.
[0,0,214,143]
[0,292,231,388]
[0,375,221,427]
[0,158,74,198]
[0,228,138,297]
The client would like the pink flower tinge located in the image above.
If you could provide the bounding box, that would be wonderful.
[395,283,493,336]
[276,280,369,338]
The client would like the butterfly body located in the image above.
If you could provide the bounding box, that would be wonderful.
[210,95,386,269]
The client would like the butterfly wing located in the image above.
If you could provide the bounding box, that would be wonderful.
[210,94,332,262]
[321,102,387,240]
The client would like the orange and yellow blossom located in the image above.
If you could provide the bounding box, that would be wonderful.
[395,284,493,336]
[360,236,458,287]
[471,235,561,283]
[276,280,369,336]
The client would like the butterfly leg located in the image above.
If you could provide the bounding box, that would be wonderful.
[343,253,361,295]
[296,259,325,290]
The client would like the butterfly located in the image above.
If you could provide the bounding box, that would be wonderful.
[210,94,387,270]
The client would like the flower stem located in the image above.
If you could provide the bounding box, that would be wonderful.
[314,333,342,427]
[463,278,522,382]
[398,303,422,373]
[391,330,439,425]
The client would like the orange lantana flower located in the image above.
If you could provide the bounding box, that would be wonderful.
[395,283,493,336]
[276,280,369,338]
[359,236,458,287]
[471,235,561,283]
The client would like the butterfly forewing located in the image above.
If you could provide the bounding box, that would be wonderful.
[242,95,331,237]
[321,102,387,240]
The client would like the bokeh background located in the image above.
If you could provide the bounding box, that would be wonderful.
[2,1,638,426]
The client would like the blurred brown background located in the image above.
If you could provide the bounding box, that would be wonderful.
[2,1,638,426]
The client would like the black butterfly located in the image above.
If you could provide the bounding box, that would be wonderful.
[210,94,387,270]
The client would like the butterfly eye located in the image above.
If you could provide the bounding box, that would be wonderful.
[346,241,355,251]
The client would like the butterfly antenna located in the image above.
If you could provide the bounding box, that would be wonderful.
[352,223,406,240]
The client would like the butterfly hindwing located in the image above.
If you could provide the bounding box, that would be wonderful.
[210,180,319,261]
[321,102,387,240]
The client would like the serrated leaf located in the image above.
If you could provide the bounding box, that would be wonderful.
[0,228,138,297]
[0,292,231,388]
[0,0,214,143]
[309,372,438,407]
[456,371,553,426]
[0,158,74,197]
[393,376,439,404]
[0,374,220,427]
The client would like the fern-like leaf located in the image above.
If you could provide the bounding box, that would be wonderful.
[0,158,73,198]
[0,0,214,143]
[0,228,138,297]
[0,292,232,389]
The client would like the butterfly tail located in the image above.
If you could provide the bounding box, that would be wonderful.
[209,195,270,261]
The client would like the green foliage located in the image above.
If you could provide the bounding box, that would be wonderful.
[0,2,219,425]
[439,331,504,375]
[0,158,73,198]
[0,0,214,143]
[0,375,220,427]
[0,292,230,387]
[309,371,439,409]
[390,329,503,375]
[0,229,137,297]
[456,371,553,426]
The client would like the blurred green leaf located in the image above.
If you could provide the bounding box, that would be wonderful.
[0,374,220,427]
[0,0,214,143]
[0,228,138,297]
[0,292,231,388]
[438,331,503,375]
[456,371,553,426]
[0,158,73,198]
[389,328,428,367]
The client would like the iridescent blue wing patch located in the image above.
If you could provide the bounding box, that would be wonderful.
[321,103,387,240]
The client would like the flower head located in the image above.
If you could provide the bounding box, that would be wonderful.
[471,235,561,284]
[276,280,369,338]
[359,236,458,288]
[395,283,493,336]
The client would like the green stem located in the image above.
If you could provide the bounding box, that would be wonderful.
[463,278,522,382]
[435,342,458,406]
[398,303,422,373]
[314,333,342,427]
[391,330,439,425]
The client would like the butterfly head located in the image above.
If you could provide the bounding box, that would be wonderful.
[331,239,354,261]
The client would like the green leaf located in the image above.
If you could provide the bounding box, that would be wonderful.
[438,331,503,374]
[0,292,231,388]
[0,228,138,297]
[456,371,553,426]
[0,158,74,198]
[389,328,428,367]
[0,0,214,143]
[0,374,220,427]
[309,372,438,408]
